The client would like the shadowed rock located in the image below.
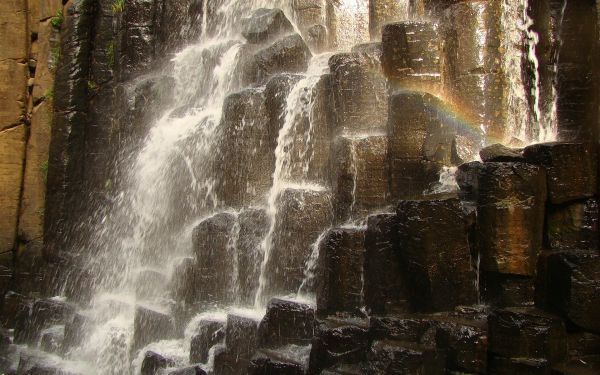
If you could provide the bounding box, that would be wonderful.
[328,53,387,135]
[190,319,226,364]
[253,34,312,81]
[192,212,237,304]
[226,312,261,364]
[482,273,535,308]
[475,162,547,276]
[362,340,445,375]
[395,197,477,312]
[259,298,315,347]
[237,208,270,306]
[546,199,599,250]
[479,144,525,163]
[524,142,598,204]
[249,349,306,375]
[62,313,91,354]
[363,214,409,315]
[331,136,388,223]
[316,228,366,316]
[14,298,75,345]
[141,351,175,375]
[488,308,567,364]
[241,8,294,45]
[133,306,175,353]
[168,365,208,375]
[488,357,550,375]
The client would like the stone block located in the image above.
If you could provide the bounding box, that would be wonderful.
[316,228,366,316]
[382,22,441,93]
[488,308,567,364]
[253,34,312,81]
[261,187,332,300]
[133,306,175,352]
[237,208,270,306]
[190,318,225,364]
[217,89,274,208]
[0,0,28,61]
[168,366,207,375]
[62,313,90,353]
[475,162,547,276]
[456,161,483,202]
[363,214,409,315]
[306,24,327,53]
[249,350,305,375]
[546,199,599,250]
[293,0,325,34]
[325,0,369,50]
[308,318,370,375]
[331,135,388,222]
[328,52,387,135]
[479,144,525,163]
[15,298,74,345]
[435,318,488,374]
[488,357,550,375]
[141,351,175,375]
[544,251,600,333]
[241,8,294,45]
[388,158,441,200]
[362,340,445,375]
[39,325,64,353]
[0,125,26,253]
[524,142,598,204]
[396,197,478,312]
[481,273,535,308]
[192,212,237,304]
[226,312,261,360]
[258,298,315,347]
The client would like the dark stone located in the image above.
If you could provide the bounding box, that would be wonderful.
[382,22,442,93]
[249,350,305,375]
[171,257,197,306]
[40,327,64,353]
[546,199,599,250]
[350,42,382,61]
[253,34,312,79]
[551,356,600,375]
[225,312,261,360]
[395,197,478,312]
[217,89,273,208]
[192,212,237,304]
[435,317,488,374]
[544,251,600,333]
[328,52,388,135]
[307,24,327,53]
[362,340,445,375]
[388,158,441,200]
[258,298,315,347]
[14,298,74,345]
[489,357,550,375]
[488,308,567,364]
[308,319,370,375]
[456,161,483,202]
[141,351,175,375]
[190,319,226,364]
[0,291,28,329]
[524,142,598,204]
[363,214,409,315]
[482,273,535,307]
[213,345,248,375]
[237,208,270,306]
[568,332,600,358]
[168,365,208,375]
[475,162,547,276]
[241,8,294,44]
[62,313,90,353]
[369,316,435,344]
[133,306,175,353]
[264,74,303,138]
[316,228,366,316]
[480,144,525,162]
[331,136,388,223]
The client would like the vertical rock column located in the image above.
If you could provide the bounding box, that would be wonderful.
[368,0,409,41]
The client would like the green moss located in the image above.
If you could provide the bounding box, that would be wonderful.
[50,10,63,29]
[87,80,98,91]
[112,0,125,13]
[43,88,54,101]
[50,45,61,72]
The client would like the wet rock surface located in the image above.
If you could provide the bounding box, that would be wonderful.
[241,8,294,45]
[259,298,315,347]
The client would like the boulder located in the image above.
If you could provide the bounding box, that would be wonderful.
[258,298,315,347]
[523,142,598,204]
[479,144,525,162]
[546,198,599,250]
[395,197,478,312]
[132,306,175,353]
[316,228,366,316]
[192,212,237,304]
[241,8,294,44]
[331,136,388,223]
[260,187,332,301]
[141,351,175,375]
[382,22,442,93]
[308,318,370,375]
[362,340,445,374]
[217,89,274,208]
[488,308,567,364]
[190,319,226,364]
[475,162,547,276]
[544,251,600,333]
[253,34,312,80]
[363,214,409,315]
[328,53,387,135]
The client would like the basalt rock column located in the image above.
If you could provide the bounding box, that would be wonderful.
[443,0,505,142]
[331,135,388,223]
[369,0,410,41]
[329,52,388,135]
[382,21,442,96]
[325,0,370,50]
